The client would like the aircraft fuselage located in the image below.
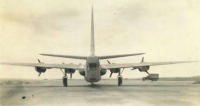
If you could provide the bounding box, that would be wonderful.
[84,56,102,82]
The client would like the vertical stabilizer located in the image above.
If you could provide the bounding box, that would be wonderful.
[90,5,95,56]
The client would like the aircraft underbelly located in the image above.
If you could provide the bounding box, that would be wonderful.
[85,68,101,82]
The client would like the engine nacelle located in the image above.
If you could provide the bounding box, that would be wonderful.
[64,68,75,74]
[110,68,120,73]
[142,74,159,81]
[79,69,85,76]
[35,67,46,73]
[100,69,107,76]
[138,66,150,72]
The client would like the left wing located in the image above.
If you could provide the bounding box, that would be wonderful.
[1,62,84,70]
[101,61,196,69]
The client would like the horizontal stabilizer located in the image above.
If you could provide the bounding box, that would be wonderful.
[98,53,145,59]
[40,54,87,60]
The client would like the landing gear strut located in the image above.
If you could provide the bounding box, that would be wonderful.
[118,71,123,86]
[62,70,68,87]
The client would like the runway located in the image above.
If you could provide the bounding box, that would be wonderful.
[0,79,200,106]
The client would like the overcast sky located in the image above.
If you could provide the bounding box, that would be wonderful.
[0,0,200,79]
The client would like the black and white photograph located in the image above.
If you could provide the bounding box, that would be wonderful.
[0,0,200,106]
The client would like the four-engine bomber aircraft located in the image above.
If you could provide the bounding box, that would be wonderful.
[1,7,196,87]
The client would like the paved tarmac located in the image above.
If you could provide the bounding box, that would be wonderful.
[0,79,200,106]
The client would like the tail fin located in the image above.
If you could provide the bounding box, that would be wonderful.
[90,5,95,56]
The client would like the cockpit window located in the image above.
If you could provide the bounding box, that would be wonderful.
[89,63,97,68]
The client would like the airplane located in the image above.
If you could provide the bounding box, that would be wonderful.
[1,6,197,87]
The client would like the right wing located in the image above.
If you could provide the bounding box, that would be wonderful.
[101,61,196,69]
[1,62,84,70]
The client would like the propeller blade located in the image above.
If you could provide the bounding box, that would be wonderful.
[145,71,150,75]
[109,72,113,78]
[37,59,41,63]
[107,60,111,64]
[141,57,144,63]
[60,69,64,74]
[121,68,125,73]
[38,72,41,77]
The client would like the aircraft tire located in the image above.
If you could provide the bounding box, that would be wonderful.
[118,76,123,86]
[63,77,68,87]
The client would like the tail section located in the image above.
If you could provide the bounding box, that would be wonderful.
[40,6,145,60]
[90,5,95,56]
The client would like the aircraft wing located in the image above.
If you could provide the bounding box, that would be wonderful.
[1,62,84,70]
[101,61,196,69]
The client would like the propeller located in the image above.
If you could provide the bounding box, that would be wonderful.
[107,60,113,78]
[121,68,125,74]
[38,72,41,77]
[37,59,42,77]
[60,62,65,75]
[37,59,41,63]
[60,68,64,74]
[107,60,124,77]
[141,57,144,63]
[140,57,149,74]
[131,57,144,70]
[107,60,111,64]
[109,72,113,78]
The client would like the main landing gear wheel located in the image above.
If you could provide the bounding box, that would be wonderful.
[63,76,68,87]
[118,76,123,86]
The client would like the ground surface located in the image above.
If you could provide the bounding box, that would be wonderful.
[0,79,200,106]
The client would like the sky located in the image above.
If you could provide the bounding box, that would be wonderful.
[0,0,200,79]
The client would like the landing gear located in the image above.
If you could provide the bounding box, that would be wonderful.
[118,76,123,86]
[117,71,123,86]
[63,76,68,87]
[62,70,68,87]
